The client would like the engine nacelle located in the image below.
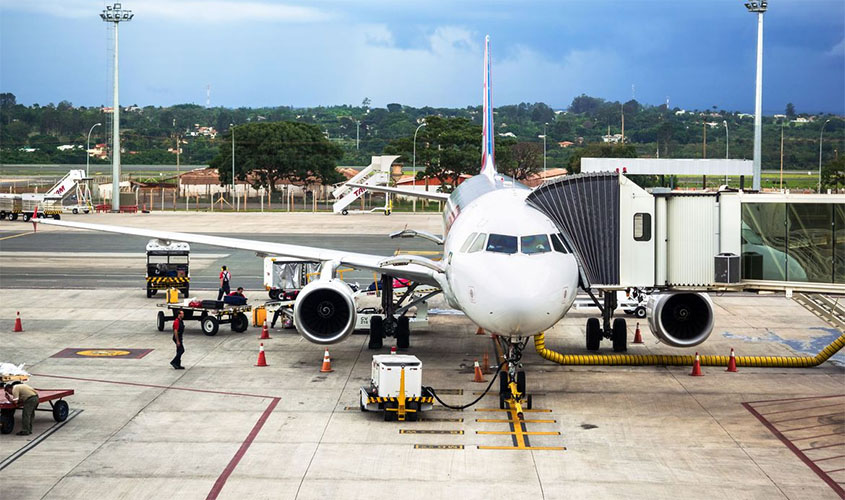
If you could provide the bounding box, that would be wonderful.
[646,292,714,348]
[293,279,357,345]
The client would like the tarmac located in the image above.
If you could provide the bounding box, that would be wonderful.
[1,213,843,499]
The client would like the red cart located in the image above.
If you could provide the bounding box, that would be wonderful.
[0,389,75,434]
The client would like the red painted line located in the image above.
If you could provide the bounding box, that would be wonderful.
[770,412,842,425]
[206,397,279,500]
[746,395,845,406]
[743,402,845,497]
[31,373,278,399]
[801,443,845,452]
[813,455,845,463]
[781,422,841,433]
[760,402,844,416]
[791,432,844,442]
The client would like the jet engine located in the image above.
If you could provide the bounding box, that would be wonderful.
[293,279,357,344]
[646,292,714,348]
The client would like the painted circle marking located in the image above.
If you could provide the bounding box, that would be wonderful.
[75,349,132,357]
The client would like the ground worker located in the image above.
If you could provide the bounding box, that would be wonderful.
[217,265,231,300]
[4,382,39,435]
[171,310,185,370]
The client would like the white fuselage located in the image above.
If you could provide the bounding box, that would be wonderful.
[440,186,579,337]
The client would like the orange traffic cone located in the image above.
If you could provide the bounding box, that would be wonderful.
[259,320,271,340]
[476,326,485,336]
[690,352,703,376]
[13,311,23,332]
[632,322,644,344]
[472,360,486,383]
[481,352,490,375]
[320,349,333,372]
[726,348,738,372]
[255,343,268,367]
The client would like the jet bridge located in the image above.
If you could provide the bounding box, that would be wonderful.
[527,172,845,294]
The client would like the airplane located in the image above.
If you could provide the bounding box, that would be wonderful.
[35,36,713,418]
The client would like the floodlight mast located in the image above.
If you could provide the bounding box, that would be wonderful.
[744,0,766,191]
[100,3,133,212]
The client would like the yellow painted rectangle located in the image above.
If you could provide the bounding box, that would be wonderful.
[474,408,553,413]
[400,429,464,435]
[421,417,464,423]
[414,444,464,450]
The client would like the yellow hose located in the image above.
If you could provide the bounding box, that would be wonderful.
[533,331,845,368]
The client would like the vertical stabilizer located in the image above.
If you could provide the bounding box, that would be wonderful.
[480,35,496,180]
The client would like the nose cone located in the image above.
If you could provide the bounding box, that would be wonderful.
[463,254,576,336]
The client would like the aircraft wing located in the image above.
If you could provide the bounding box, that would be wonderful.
[36,219,446,288]
[347,183,450,201]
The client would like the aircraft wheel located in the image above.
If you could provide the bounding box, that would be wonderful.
[157,311,165,331]
[368,316,384,350]
[516,371,526,396]
[499,392,507,409]
[586,318,601,351]
[525,394,533,410]
[612,318,627,352]
[499,370,509,397]
[396,316,410,349]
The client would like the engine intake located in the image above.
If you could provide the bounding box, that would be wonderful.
[647,292,714,348]
[293,279,357,344]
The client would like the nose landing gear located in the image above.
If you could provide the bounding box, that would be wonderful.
[494,336,533,420]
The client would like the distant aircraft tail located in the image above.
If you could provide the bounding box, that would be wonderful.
[480,35,496,180]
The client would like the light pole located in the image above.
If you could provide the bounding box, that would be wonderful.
[744,1,767,191]
[356,120,360,150]
[86,123,102,177]
[818,118,831,193]
[100,2,133,212]
[230,123,235,206]
[412,121,426,213]
[543,122,548,176]
[723,120,729,184]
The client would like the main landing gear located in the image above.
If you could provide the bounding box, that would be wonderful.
[494,336,533,420]
[585,290,627,352]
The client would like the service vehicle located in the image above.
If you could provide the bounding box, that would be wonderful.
[146,240,190,298]
[360,354,434,421]
[156,299,251,336]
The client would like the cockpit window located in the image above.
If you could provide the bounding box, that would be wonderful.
[460,232,479,253]
[486,234,518,254]
[521,234,551,254]
[551,233,569,253]
[467,233,487,253]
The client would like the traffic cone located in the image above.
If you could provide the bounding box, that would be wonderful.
[390,346,397,355]
[726,348,738,372]
[690,352,703,376]
[13,312,23,332]
[320,349,333,373]
[259,320,271,340]
[481,352,490,374]
[632,322,644,344]
[476,326,485,336]
[472,360,486,383]
[255,343,268,367]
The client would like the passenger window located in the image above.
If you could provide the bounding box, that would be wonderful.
[468,233,487,253]
[551,234,568,253]
[634,213,651,241]
[486,234,518,254]
[460,232,478,253]
[521,234,551,254]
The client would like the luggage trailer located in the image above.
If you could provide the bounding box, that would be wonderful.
[0,389,75,434]
[156,302,252,336]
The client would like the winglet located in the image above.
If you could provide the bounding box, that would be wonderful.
[480,35,496,180]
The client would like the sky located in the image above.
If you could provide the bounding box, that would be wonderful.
[1,0,843,114]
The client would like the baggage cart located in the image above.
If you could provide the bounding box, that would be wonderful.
[156,302,252,336]
[0,388,75,434]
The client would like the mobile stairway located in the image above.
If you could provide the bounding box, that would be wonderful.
[332,155,398,215]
